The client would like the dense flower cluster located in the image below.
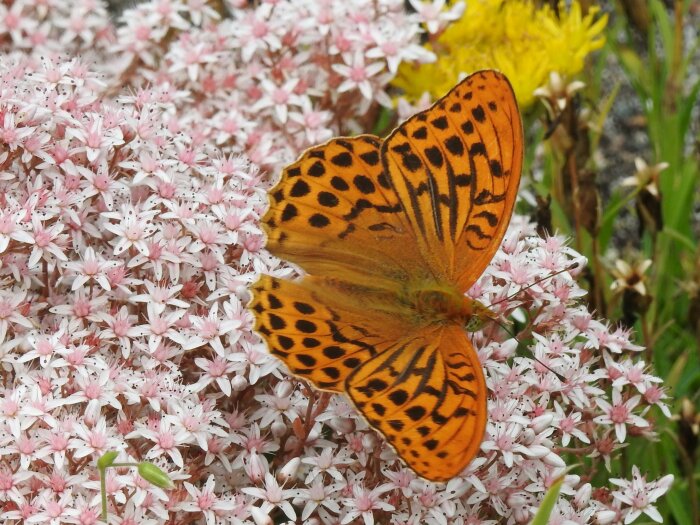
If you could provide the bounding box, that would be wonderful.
[0,1,671,524]
[393,0,608,108]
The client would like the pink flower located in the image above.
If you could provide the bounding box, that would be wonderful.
[130,303,186,349]
[178,475,238,525]
[129,418,190,468]
[241,472,298,521]
[407,0,466,34]
[365,26,434,74]
[25,216,68,267]
[594,390,649,442]
[552,401,589,446]
[253,78,303,123]
[0,467,33,504]
[332,50,386,100]
[95,306,142,357]
[610,466,673,523]
[0,287,33,341]
[130,280,189,315]
[102,203,159,256]
[341,482,395,525]
[192,355,240,395]
[293,476,343,520]
[70,417,121,459]
[64,368,122,421]
[0,110,36,150]
[65,114,124,163]
[62,246,116,291]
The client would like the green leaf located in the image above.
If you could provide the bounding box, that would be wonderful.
[649,0,674,63]
[665,482,693,525]
[530,477,563,525]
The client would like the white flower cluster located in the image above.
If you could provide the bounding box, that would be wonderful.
[0,1,673,525]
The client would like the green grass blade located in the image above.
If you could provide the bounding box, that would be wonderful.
[530,476,564,525]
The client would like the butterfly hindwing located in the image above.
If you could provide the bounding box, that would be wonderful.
[383,70,523,290]
[346,324,486,481]
[250,274,407,391]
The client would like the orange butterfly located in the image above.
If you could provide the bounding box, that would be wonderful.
[250,70,523,481]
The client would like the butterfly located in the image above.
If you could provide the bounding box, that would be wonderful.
[250,70,523,481]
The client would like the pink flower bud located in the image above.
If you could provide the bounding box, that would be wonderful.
[271,421,287,438]
[232,375,248,391]
[276,457,300,483]
[245,452,266,483]
[574,482,592,508]
[250,507,273,525]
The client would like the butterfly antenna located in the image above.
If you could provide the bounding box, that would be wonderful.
[484,261,581,310]
[479,316,566,380]
[478,261,580,381]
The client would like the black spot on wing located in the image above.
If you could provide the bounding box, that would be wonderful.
[317,191,339,207]
[281,203,297,222]
[430,116,448,130]
[444,135,464,156]
[290,179,310,197]
[471,105,486,123]
[308,213,329,228]
[474,210,498,227]
[412,126,428,140]
[331,152,352,167]
[353,175,375,194]
[331,176,349,191]
[359,150,380,166]
[293,301,315,314]
[469,142,486,156]
[461,121,474,135]
[308,161,326,177]
[424,146,444,168]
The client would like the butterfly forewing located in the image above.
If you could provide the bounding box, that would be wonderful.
[383,70,523,290]
[263,135,424,292]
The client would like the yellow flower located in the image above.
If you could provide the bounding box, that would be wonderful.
[394,0,607,109]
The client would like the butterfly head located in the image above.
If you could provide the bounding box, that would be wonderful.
[464,300,498,332]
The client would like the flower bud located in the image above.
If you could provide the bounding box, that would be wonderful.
[245,452,266,483]
[512,504,530,524]
[275,380,293,398]
[137,462,174,489]
[530,413,554,434]
[250,507,273,525]
[543,452,566,467]
[574,482,592,508]
[506,492,528,508]
[362,432,378,450]
[524,445,550,459]
[276,457,300,483]
[232,375,248,391]
[520,428,536,445]
[595,510,617,524]
[271,421,287,438]
[97,451,118,470]
[326,416,355,435]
